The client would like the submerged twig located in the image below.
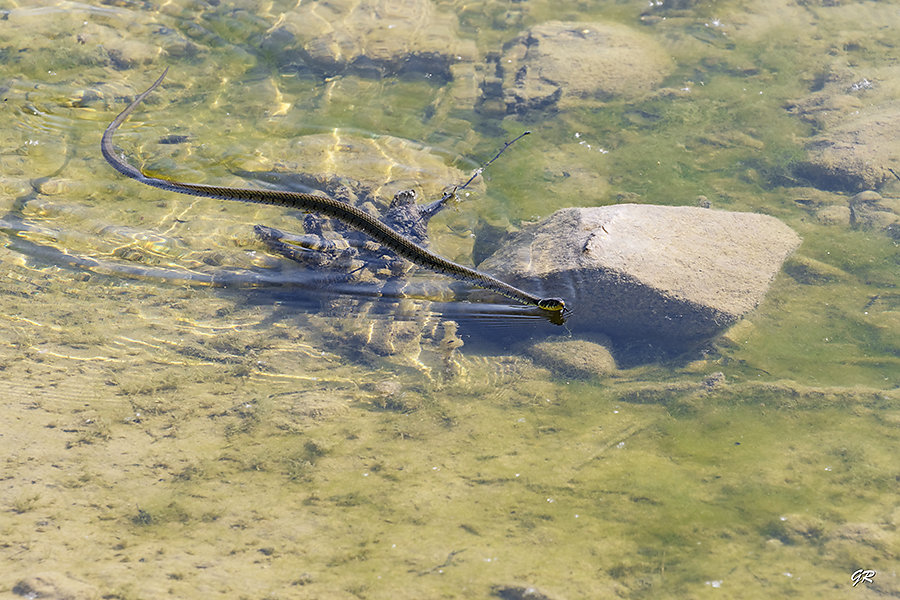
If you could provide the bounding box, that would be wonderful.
[419,131,531,220]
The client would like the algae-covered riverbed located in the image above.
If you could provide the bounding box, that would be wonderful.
[0,1,897,598]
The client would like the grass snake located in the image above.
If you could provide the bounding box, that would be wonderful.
[101,69,566,313]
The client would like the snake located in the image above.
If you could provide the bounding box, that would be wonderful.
[101,68,566,312]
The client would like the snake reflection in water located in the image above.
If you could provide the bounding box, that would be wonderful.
[101,68,567,314]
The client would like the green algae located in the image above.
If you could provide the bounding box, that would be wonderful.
[0,0,897,599]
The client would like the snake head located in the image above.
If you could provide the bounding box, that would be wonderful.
[537,297,566,312]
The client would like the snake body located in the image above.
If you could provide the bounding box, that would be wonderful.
[101,68,565,312]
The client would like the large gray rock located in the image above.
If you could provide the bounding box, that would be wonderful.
[478,205,801,344]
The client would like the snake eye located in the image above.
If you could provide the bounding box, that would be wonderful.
[538,298,566,311]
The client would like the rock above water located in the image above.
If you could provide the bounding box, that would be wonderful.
[478,205,801,345]
[480,21,671,115]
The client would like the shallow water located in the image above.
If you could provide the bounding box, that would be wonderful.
[1,1,897,598]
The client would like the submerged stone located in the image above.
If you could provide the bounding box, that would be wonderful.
[13,573,97,600]
[492,584,560,600]
[849,190,900,239]
[259,0,475,80]
[527,336,617,379]
[795,103,900,192]
[481,21,671,115]
[782,255,852,286]
[787,65,900,192]
[478,204,801,345]
[238,131,477,203]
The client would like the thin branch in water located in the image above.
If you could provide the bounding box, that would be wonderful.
[420,131,531,220]
[457,130,532,193]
